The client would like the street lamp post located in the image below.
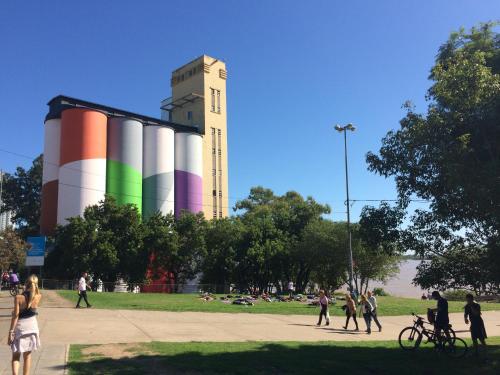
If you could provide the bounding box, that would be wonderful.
[334,123,356,294]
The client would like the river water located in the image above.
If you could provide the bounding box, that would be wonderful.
[369,259,426,298]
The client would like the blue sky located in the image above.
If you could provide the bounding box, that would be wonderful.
[0,1,498,221]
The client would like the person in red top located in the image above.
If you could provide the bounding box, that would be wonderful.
[1,271,9,288]
[316,290,330,326]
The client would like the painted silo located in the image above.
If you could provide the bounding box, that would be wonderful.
[142,125,175,218]
[40,118,61,235]
[106,117,143,211]
[174,132,203,216]
[57,108,107,225]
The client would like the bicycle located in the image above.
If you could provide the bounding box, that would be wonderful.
[9,283,20,297]
[399,312,467,358]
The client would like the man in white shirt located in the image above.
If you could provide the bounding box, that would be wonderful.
[76,272,92,308]
[367,291,382,332]
[287,281,294,298]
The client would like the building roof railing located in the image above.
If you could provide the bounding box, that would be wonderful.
[46,95,200,133]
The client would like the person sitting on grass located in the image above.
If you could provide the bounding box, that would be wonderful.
[316,290,330,326]
[343,293,359,331]
[464,293,487,356]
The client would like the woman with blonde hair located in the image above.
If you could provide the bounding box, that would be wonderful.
[7,274,42,375]
[342,293,359,331]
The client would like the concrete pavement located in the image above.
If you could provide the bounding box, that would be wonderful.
[0,292,69,375]
[34,307,500,344]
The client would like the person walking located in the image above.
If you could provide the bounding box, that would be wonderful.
[316,290,330,326]
[464,293,487,356]
[76,272,92,308]
[367,291,382,332]
[7,275,42,375]
[343,293,359,331]
[359,294,374,334]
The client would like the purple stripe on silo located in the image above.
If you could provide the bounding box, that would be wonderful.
[174,170,202,217]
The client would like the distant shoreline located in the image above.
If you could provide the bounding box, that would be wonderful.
[369,259,425,298]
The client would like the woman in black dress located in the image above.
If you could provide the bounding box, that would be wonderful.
[464,293,487,355]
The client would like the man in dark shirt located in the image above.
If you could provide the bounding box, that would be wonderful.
[464,293,487,355]
[431,291,450,343]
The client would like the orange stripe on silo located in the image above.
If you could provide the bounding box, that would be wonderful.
[40,180,58,235]
[60,108,107,166]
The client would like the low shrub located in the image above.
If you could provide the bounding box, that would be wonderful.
[443,289,471,301]
[373,287,390,296]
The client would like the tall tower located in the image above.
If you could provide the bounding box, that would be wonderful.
[162,55,229,219]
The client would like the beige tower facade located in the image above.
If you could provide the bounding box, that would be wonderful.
[163,55,229,219]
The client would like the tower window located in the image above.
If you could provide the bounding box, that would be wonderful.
[210,88,221,113]
[211,88,215,112]
[187,111,192,121]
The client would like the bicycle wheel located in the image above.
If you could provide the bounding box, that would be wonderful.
[399,327,422,351]
[443,337,468,358]
[434,327,456,346]
[447,326,457,343]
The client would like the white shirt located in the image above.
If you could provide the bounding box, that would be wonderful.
[288,282,294,290]
[362,300,374,313]
[368,295,377,309]
[78,277,87,292]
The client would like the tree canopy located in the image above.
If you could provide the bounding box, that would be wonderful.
[0,227,26,272]
[366,23,500,294]
[1,154,43,237]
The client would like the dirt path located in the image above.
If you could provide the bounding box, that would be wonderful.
[39,289,75,308]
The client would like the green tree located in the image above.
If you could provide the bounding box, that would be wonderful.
[46,197,146,283]
[299,220,348,292]
[201,217,244,293]
[414,245,496,295]
[0,227,26,272]
[234,187,330,292]
[144,211,206,291]
[1,154,43,236]
[352,240,401,295]
[366,23,500,283]
[358,203,404,256]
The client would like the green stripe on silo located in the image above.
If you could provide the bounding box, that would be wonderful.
[106,159,142,212]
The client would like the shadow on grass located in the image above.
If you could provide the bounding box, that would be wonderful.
[68,342,499,375]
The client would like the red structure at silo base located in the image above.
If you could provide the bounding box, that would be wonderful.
[141,254,175,293]
[40,180,58,236]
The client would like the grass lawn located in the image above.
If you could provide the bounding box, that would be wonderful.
[68,338,500,375]
[57,290,500,316]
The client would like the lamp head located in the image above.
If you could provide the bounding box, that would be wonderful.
[346,123,356,131]
[334,125,343,132]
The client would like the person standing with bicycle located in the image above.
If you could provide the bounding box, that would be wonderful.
[431,291,450,342]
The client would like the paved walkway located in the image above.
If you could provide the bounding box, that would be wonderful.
[1,291,500,373]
